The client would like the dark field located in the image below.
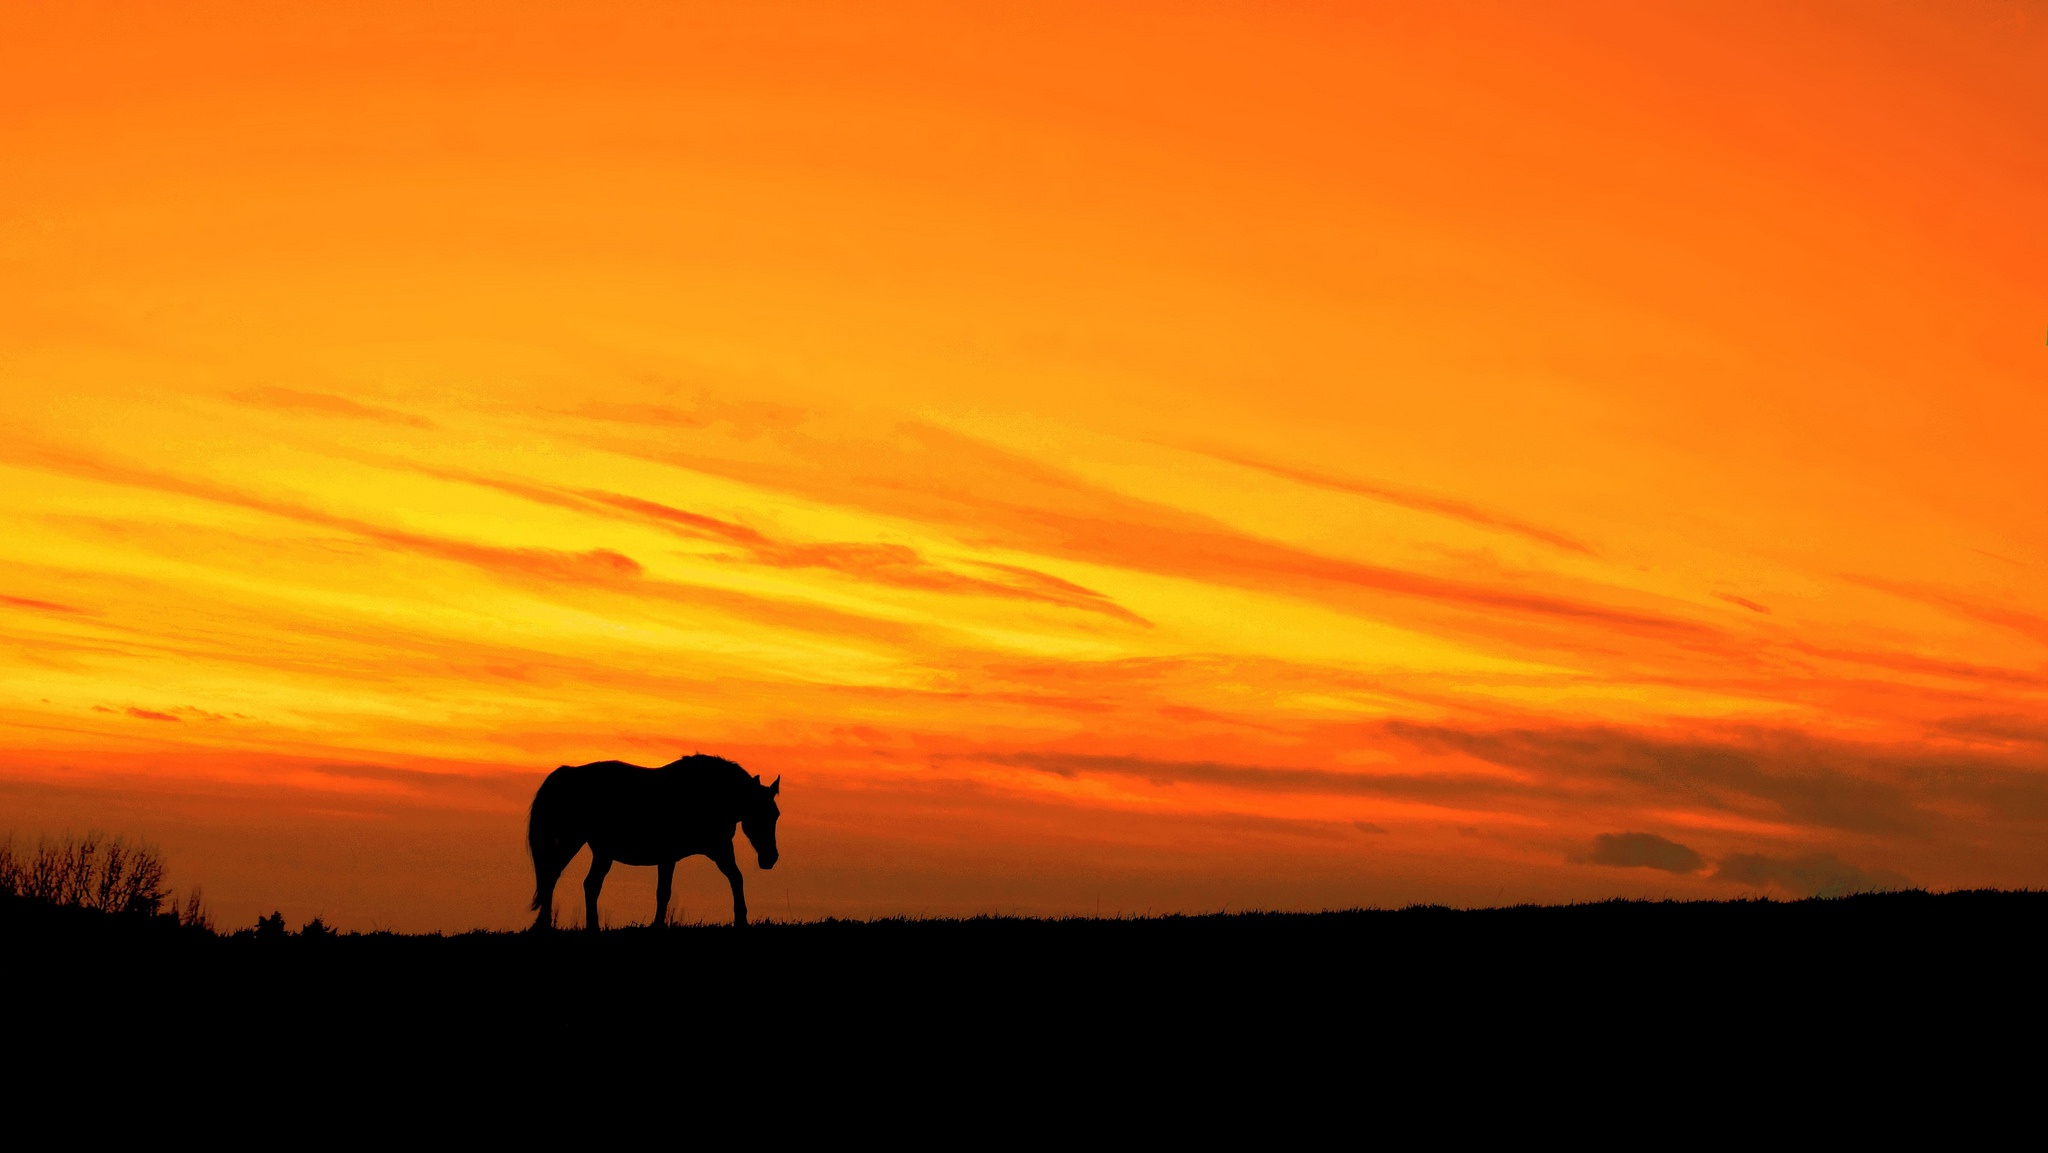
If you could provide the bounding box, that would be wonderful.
[15,889,2044,1122]
[16,890,2047,1054]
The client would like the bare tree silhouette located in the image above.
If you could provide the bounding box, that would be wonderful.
[0,832,172,917]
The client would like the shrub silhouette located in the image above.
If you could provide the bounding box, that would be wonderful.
[178,887,214,933]
[253,910,289,940]
[0,832,171,917]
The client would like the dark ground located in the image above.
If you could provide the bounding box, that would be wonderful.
[11,891,2044,1117]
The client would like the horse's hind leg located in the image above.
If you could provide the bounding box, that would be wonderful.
[532,860,559,931]
[654,861,675,928]
[583,853,613,931]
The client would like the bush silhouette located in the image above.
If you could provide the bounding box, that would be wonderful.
[0,832,171,917]
[177,887,214,933]
[254,910,289,940]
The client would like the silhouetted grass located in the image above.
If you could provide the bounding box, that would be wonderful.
[15,889,2041,1091]
[18,885,2045,945]
[16,888,2044,988]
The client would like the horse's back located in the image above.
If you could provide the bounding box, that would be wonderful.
[531,757,743,853]
[541,756,746,798]
[545,759,655,782]
[555,759,658,778]
[534,760,660,814]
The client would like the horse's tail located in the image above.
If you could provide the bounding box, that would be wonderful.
[528,767,569,912]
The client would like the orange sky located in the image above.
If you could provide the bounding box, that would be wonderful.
[3,1,2044,931]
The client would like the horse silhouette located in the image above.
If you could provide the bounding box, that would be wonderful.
[528,754,780,929]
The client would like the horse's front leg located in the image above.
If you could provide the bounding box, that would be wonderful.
[654,860,675,928]
[712,845,747,927]
[583,853,613,931]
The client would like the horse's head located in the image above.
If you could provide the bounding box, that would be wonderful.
[741,774,781,870]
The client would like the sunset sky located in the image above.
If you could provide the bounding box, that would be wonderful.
[4,1,2044,931]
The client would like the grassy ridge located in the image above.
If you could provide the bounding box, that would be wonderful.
[13,890,2041,1094]
[14,885,2043,947]
[16,888,2044,997]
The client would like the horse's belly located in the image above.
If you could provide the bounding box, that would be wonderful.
[583,805,731,865]
[593,834,716,866]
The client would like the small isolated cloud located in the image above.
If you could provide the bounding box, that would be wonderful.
[1715,592,1771,614]
[125,707,181,722]
[1583,831,1705,874]
[1713,852,1909,897]
[1353,821,1390,835]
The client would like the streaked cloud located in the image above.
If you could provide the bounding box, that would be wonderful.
[599,421,1722,648]
[1196,447,1596,555]
[960,749,1553,803]
[1844,575,2048,649]
[1,594,91,615]
[1388,720,2048,838]
[1389,722,1931,836]
[399,461,1151,625]
[230,387,434,429]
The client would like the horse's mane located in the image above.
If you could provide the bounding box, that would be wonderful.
[660,753,747,779]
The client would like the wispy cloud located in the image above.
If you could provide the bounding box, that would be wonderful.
[1387,721,1932,835]
[302,761,531,804]
[397,461,1151,625]
[1195,447,1596,555]
[576,489,771,547]
[566,397,802,438]
[1387,720,2048,837]
[594,421,1720,648]
[1844,575,2048,648]
[1,594,91,615]
[377,536,644,585]
[740,541,1151,626]
[1934,715,2048,747]
[1792,641,2048,689]
[10,446,940,648]
[957,749,1549,802]
[230,387,435,428]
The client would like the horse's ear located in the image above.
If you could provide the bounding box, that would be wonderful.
[752,773,762,785]
[768,776,781,795]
